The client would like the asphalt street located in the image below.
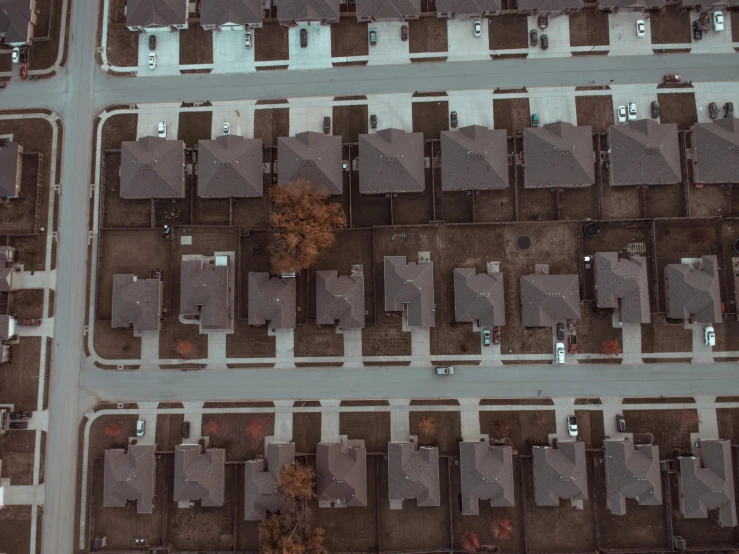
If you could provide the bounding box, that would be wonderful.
[2,2,738,552]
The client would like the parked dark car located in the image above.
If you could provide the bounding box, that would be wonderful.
[149,35,156,50]
[538,14,548,29]
[529,29,538,47]
[300,28,308,48]
[450,111,458,128]
[9,411,32,420]
[664,74,682,83]
[650,100,660,119]
[370,114,377,129]
[9,422,28,430]
[181,421,190,439]
[725,102,734,118]
[556,322,565,341]
[400,25,408,41]
[616,414,626,433]
[540,34,548,50]
[709,102,719,119]
[493,326,501,345]
[693,21,702,41]
[323,116,331,134]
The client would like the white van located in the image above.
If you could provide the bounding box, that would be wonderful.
[555,343,565,364]
[704,326,716,346]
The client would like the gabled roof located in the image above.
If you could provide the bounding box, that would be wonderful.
[180,259,229,330]
[598,0,664,8]
[460,442,515,515]
[103,445,157,514]
[441,126,509,191]
[454,269,505,326]
[388,442,440,508]
[533,442,588,506]
[517,0,584,10]
[316,442,368,507]
[678,440,737,527]
[524,121,594,188]
[244,443,295,521]
[278,132,343,196]
[248,273,296,330]
[520,274,581,327]
[277,0,340,22]
[0,245,15,264]
[437,0,503,13]
[120,137,185,199]
[316,270,365,330]
[0,315,13,340]
[664,255,721,323]
[604,440,662,515]
[609,120,681,186]
[111,274,163,333]
[384,256,435,328]
[126,0,188,27]
[197,135,263,198]
[0,267,12,292]
[173,445,225,507]
[0,0,33,44]
[595,253,650,324]
[0,141,21,197]
[359,129,425,194]
[691,118,739,184]
[356,0,421,19]
[200,0,262,26]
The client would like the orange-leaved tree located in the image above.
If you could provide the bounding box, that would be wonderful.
[418,416,437,438]
[491,519,513,541]
[269,180,347,275]
[460,530,481,552]
[602,339,622,356]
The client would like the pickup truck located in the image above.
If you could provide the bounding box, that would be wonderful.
[9,411,32,419]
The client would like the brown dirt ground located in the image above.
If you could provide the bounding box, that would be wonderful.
[602,182,642,220]
[716,407,739,442]
[378,457,452,551]
[332,104,368,143]
[559,182,599,221]
[412,100,449,140]
[0,155,40,235]
[8,289,44,319]
[656,92,697,131]
[489,15,527,50]
[153,174,193,227]
[0,51,11,72]
[101,152,152,229]
[28,0,65,70]
[623,409,699,458]
[393,179,434,226]
[0,505,32,554]
[158,317,208,361]
[0,337,41,412]
[0,430,36,485]
[34,0,53,37]
[437,190,473,223]
[409,17,448,54]
[361,313,411,356]
[179,24,213,65]
[193,195,230,225]
[689,184,727,218]
[650,7,691,45]
[645,182,684,218]
[640,316,693,354]
[569,9,610,47]
[254,108,289,146]
[339,412,391,452]
[350,175,392,227]
[576,304,622,356]
[479,410,556,454]
[409,411,462,454]
[733,12,739,43]
[200,412,275,460]
[93,321,142,360]
[177,110,213,148]
[331,20,369,58]
[575,95,614,133]
[226,319,276,358]
[232,184,271,230]
[493,98,530,136]
[292,412,322,454]
[101,112,138,151]
[105,0,138,68]
[572,409,605,448]
[89,413,140,457]
[154,412,185,451]
[254,23,289,62]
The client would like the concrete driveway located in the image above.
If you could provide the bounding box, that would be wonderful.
[692,81,738,122]
[366,93,413,132]
[446,90,494,128]
[210,101,255,138]
[609,83,659,124]
[367,22,409,65]
[609,13,652,56]
[289,23,332,70]
[136,104,180,140]
[528,87,577,124]
[689,11,733,54]
[447,19,490,61]
[211,29,256,74]
[527,14,571,59]
[288,96,334,135]
[138,31,180,76]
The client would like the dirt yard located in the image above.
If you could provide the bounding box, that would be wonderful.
[255,23,289,62]
[645,183,684,218]
[409,411,461,454]
[0,155,40,235]
[332,104,368,143]
[178,111,213,148]
[409,17,448,54]
[292,412,322,454]
[29,0,66,70]
[689,184,727,218]
[340,412,391,452]
[331,20,369,58]
[623,409,699,458]
[0,337,41,412]
[412,99,449,140]
[101,112,138,151]
[656,93,697,131]
[93,321,142,360]
[479,410,556,454]
[0,505,33,554]
[575,95,614,133]
[350,172,392,227]
[641,317,692,355]
[569,9,610,47]
[105,0,138,68]
[0,430,36,485]
[101,152,152,229]
[602,183,642,220]
[253,107,289,146]
[200,412,274,460]
[650,7,691,45]
[154,412,185,451]
[493,98,530,135]
[179,24,213,65]
[226,318,276,359]
[489,15,528,50]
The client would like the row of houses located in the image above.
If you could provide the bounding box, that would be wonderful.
[0,246,19,363]
[111,250,721,336]
[113,119,739,204]
[102,437,737,528]
[125,0,734,33]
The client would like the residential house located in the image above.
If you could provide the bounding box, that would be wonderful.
[278,132,343,196]
[460,442,515,515]
[0,246,17,293]
[276,0,340,24]
[0,141,22,199]
[0,315,14,341]
[180,256,230,331]
[244,442,295,520]
[316,440,367,508]
[597,0,665,11]
[517,0,583,12]
[316,269,365,330]
[436,0,502,18]
[356,0,421,22]
[384,256,435,328]
[664,255,721,323]
[532,441,588,506]
[609,120,681,186]
[103,444,157,514]
[0,0,37,46]
[523,121,594,188]
[197,135,264,198]
[454,268,505,327]
[248,273,297,330]
[691,118,739,185]
[440,125,509,191]
[200,0,263,31]
[125,0,188,32]
[120,137,185,199]
[520,272,581,327]
[604,440,661,515]
[111,274,163,333]
[388,442,440,509]
[594,253,650,324]
[359,129,425,194]
[173,444,225,507]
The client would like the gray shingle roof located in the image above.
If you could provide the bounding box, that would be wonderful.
[278,132,343,196]
[454,269,505,326]
[0,0,33,44]
[200,0,262,26]
[316,442,368,508]
[388,442,440,508]
[594,253,650,324]
[520,274,581,327]
[524,121,594,188]
[517,0,584,9]
[0,267,12,292]
[0,315,12,340]
[248,273,296,330]
[441,126,509,191]
[691,118,739,184]
[678,440,737,527]
[597,0,664,8]
[533,442,588,506]
[460,442,515,515]
[126,0,188,27]
[664,255,721,323]
[609,120,681,186]
[173,445,225,507]
[111,274,163,333]
[356,0,421,19]
[180,259,229,330]
[244,443,296,521]
[384,256,435,328]
[0,141,22,198]
[0,245,15,264]
[103,444,157,514]
[437,0,503,14]
[277,0,340,22]
[316,270,365,329]
[197,135,263,198]
[604,440,662,515]
[359,129,425,194]
[120,137,185,199]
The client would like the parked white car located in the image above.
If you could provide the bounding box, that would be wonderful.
[617,105,627,123]
[636,20,646,38]
[157,121,166,138]
[555,342,565,364]
[474,20,482,37]
[627,102,637,121]
[136,419,145,437]
[245,32,252,48]
[567,415,578,437]
[11,47,19,63]
[713,11,724,32]
[223,122,230,135]
[148,52,156,70]
[704,325,716,346]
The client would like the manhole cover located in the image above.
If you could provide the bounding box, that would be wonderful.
[583,223,600,237]
[517,235,532,250]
